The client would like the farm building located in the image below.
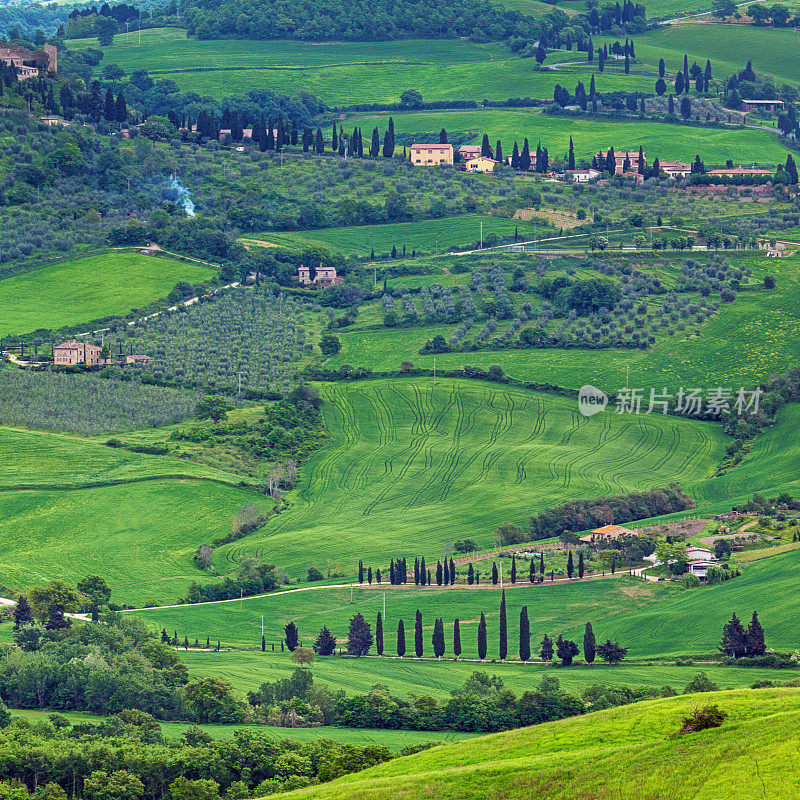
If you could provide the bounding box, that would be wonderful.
[465,156,498,173]
[687,559,717,579]
[580,524,636,544]
[740,99,783,113]
[410,144,454,166]
[659,161,691,179]
[459,145,483,161]
[686,546,715,561]
[298,264,343,287]
[53,340,104,366]
[0,43,56,80]
[566,168,600,183]
[706,167,774,178]
[594,150,645,174]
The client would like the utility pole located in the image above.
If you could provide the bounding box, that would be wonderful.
[261,615,264,638]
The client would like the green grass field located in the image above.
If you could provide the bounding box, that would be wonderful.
[281,688,800,799]
[0,251,215,337]
[243,215,551,257]
[192,378,726,581]
[66,29,653,105]
[134,547,800,661]
[11,708,477,750]
[329,253,800,394]
[347,108,790,165]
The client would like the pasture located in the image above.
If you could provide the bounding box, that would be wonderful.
[346,109,791,164]
[243,215,552,257]
[281,688,800,799]
[0,251,215,337]
[194,379,726,580]
[66,29,653,104]
[135,548,800,661]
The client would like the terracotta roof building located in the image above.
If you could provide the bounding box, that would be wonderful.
[54,340,103,366]
[579,524,637,544]
[410,143,454,166]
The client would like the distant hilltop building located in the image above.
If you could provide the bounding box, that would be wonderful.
[298,264,343,287]
[0,43,56,80]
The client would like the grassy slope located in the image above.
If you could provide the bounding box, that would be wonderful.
[200,379,725,577]
[244,215,551,256]
[0,251,214,337]
[281,688,800,799]
[328,253,800,393]
[135,547,800,658]
[347,108,790,164]
[0,425,262,603]
[67,29,654,104]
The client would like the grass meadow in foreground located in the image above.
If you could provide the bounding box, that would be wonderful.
[0,251,215,337]
[134,548,800,660]
[279,688,800,799]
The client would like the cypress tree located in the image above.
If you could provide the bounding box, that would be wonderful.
[420,556,427,585]
[475,570,480,585]
[436,560,443,586]
[314,127,324,154]
[519,606,530,662]
[415,609,423,657]
[402,557,407,582]
[358,560,364,582]
[683,53,689,91]
[183,636,189,650]
[384,116,395,157]
[495,140,503,164]
[414,557,420,585]
[568,136,575,170]
[115,90,127,122]
[357,127,364,157]
[540,633,553,661]
[499,590,507,660]
[427,568,431,585]
[511,141,520,170]
[432,618,445,658]
[371,126,380,158]
[638,144,645,174]
[376,611,384,656]
[389,560,396,585]
[719,612,747,658]
[584,622,596,664]
[449,558,456,584]
[746,611,766,656]
[511,555,517,584]
[261,634,265,652]
[367,566,373,585]
[397,619,406,656]
[13,596,32,629]
[478,612,487,659]
[206,637,210,649]
[376,568,381,584]
[567,551,574,578]
[481,133,492,158]
[439,127,448,144]
[104,87,115,121]
[492,562,499,585]
[540,552,545,574]
[529,559,536,583]
[468,563,475,584]
[520,138,531,171]
[315,626,336,656]
[578,551,585,579]
[668,94,675,114]
[284,621,299,652]
[453,617,462,658]
[332,122,338,151]
[382,129,392,158]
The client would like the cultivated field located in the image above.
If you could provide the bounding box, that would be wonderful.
[346,109,791,165]
[244,215,551,257]
[199,379,726,578]
[66,29,654,105]
[0,251,215,337]
[327,254,800,394]
[280,688,800,799]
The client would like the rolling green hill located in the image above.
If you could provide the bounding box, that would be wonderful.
[206,378,725,580]
[0,251,215,337]
[278,688,800,799]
